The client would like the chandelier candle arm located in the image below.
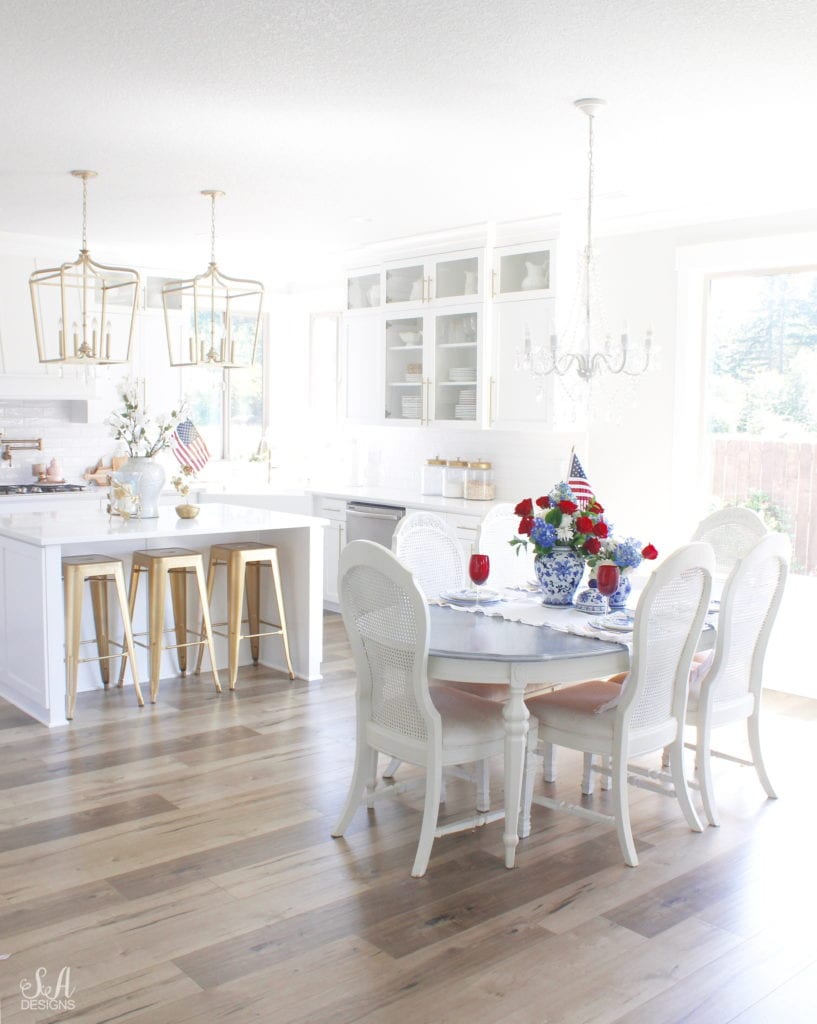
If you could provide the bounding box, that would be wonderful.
[516,97,652,388]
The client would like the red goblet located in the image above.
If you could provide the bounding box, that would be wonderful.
[596,563,621,615]
[469,554,490,604]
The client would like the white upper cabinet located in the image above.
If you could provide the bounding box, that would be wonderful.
[343,312,383,423]
[492,241,555,301]
[490,297,556,430]
[346,268,381,312]
[384,247,483,308]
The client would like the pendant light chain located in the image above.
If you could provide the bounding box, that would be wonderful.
[81,174,88,251]
[210,191,217,264]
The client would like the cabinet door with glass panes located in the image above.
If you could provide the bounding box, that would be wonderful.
[491,241,556,301]
[383,248,483,309]
[346,267,381,313]
[384,305,482,426]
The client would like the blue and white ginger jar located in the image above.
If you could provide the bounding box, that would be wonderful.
[534,547,585,607]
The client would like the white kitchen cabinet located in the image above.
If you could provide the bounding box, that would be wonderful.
[491,241,556,301]
[384,247,483,308]
[383,303,483,426]
[346,268,381,311]
[314,496,346,607]
[343,313,383,424]
[445,510,481,560]
[489,297,556,430]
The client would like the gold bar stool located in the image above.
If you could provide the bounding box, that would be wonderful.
[62,554,142,720]
[118,547,221,703]
[195,541,295,690]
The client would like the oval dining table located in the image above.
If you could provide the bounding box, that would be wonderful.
[427,603,633,869]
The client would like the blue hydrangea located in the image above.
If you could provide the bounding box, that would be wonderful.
[530,518,557,550]
[548,482,576,506]
[612,537,642,570]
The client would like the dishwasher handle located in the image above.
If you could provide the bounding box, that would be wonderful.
[346,504,404,521]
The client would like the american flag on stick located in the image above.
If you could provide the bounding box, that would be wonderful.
[171,418,210,472]
[567,450,594,508]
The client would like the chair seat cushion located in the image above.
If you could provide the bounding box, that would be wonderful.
[525,679,621,741]
[430,685,506,748]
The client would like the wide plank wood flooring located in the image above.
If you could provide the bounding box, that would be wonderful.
[0,612,815,1022]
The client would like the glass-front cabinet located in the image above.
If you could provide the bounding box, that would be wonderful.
[346,268,380,311]
[383,305,482,425]
[492,241,555,301]
[384,248,483,308]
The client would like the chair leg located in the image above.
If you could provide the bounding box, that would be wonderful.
[225,557,244,690]
[382,757,401,778]
[147,566,166,703]
[332,741,377,837]
[611,749,638,867]
[195,556,217,676]
[412,767,443,878]
[581,752,595,795]
[168,568,188,676]
[601,755,613,791]
[118,564,140,688]
[669,738,703,834]
[696,718,720,827]
[193,561,222,693]
[246,561,261,664]
[475,759,490,813]
[270,551,295,680]
[89,576,110,687]
[112,567,144,707]
[542,741,556,783]
[64,570,84,721]
[519,744,536,839]
[747,710,777,800]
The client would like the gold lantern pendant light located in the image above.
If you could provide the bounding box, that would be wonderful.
[29,170,140,364]
[163,190,263,368]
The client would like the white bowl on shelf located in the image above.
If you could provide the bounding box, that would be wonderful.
[399,331,422,345]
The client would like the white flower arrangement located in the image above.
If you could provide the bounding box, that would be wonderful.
[107,379,186,457]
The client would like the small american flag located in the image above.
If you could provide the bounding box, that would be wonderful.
[171,418,210,472]
[568,451,594,507]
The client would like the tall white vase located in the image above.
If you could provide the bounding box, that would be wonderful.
[114,456,166,519]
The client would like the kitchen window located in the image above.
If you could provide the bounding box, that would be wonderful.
[182,314,266,460]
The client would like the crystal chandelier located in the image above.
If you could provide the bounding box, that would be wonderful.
[29,171,140,364]
[163,190,263,368]
[517,98,651,386]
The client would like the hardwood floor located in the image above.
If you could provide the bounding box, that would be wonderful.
[0,612,815,1022]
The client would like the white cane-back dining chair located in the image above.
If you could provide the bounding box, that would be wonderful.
[685,531,789,826]
[475,503,535,589]
[692,507,767,580]
[331,540,506,877]
[391,511,465,599]
[521,542,714,867]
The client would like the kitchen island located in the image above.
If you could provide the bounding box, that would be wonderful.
[0,503,328,726]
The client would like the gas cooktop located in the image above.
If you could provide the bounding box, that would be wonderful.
[0,483,86,495]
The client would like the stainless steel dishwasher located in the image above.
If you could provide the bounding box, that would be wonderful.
[345,501,405,548]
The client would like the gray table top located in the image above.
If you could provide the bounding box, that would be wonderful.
[428,604,626,664]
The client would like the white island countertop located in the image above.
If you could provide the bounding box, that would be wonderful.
[0,504,328,547]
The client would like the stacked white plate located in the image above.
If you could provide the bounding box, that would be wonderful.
[404,372,422,383]
[454,387,476,418]
[401,395,423,418]
[450,366,476,382]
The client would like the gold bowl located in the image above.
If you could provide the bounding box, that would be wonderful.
[175,503,200,520]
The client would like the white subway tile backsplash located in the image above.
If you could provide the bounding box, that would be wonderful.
[0,400,115,484]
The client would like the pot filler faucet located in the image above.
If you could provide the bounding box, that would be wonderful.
[1,438,43,468]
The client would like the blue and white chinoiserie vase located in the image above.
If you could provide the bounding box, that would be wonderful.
[112,456,166,519]
[534,547,585,607]
[608,573,632,610]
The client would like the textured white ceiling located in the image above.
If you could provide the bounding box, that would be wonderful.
[1,0,816,281]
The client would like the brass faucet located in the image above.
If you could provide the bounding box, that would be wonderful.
[1,438,43,468]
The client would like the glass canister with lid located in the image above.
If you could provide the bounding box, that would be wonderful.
[421,456,446,496]
[465,459,496,500]
[442,458,468,498]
